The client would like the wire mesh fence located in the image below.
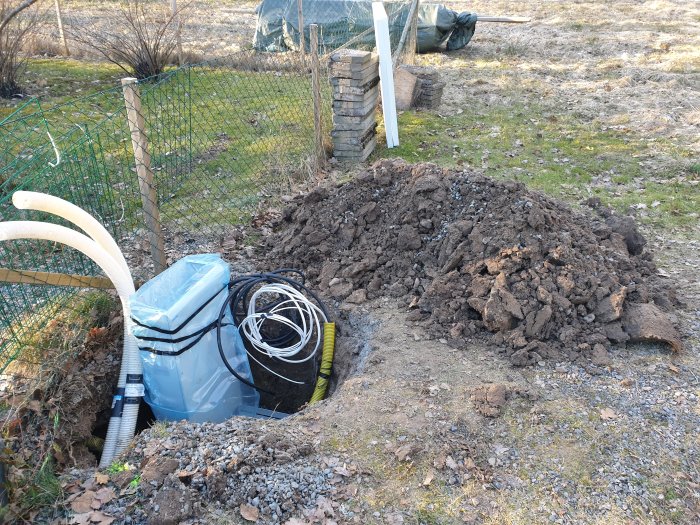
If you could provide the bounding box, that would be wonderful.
[0,50,329,376]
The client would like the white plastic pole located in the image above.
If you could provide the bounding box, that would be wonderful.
[372,2,399,148]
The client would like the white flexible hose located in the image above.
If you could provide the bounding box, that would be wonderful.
[0,221,141,468]
[239,283,327,384]
[12,191,132,281]
[10,191,139,465]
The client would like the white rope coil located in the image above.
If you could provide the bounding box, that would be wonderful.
[239,283,327,384]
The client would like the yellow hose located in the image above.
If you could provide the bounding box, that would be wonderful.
[309,322,335,404]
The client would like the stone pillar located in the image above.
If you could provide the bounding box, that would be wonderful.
[402,65,445,110]
[328,50,379,162]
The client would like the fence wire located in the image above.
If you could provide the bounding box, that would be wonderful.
[0,50,329,376]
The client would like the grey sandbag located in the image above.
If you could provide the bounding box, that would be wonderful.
[253,0,477,53]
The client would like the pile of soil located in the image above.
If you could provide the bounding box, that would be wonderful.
[261,159,681,365]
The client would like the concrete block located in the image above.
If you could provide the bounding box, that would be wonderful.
[333,105,377,118]
[329,49,373,65]
[334,137,376,162]
[329,60,379,82]
[332,77,379,96]
[332,92,379,115]
[331,124,377,145]
[333,126,375,150]
[394,67,420,111]
[331,111,377,132]
[402,65,439,83]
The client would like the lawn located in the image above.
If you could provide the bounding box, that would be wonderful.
[373,105,700,230]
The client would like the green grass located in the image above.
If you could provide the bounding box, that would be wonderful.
[4,455,64,521]
[374,105,700,229]
[2,58,320,230]
[0,59,322,271]
[129,473,142,488]
[0,59,124,120]
[106,460,133,475]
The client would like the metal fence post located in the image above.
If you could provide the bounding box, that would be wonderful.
[310,24,324,176]
[121,77,167,274]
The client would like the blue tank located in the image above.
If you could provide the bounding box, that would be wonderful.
[130,254,259,422]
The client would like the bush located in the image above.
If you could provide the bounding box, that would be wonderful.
[69,0,186,79]
[0,0,41,98]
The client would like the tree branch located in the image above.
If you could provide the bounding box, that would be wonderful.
[0,0,41,36]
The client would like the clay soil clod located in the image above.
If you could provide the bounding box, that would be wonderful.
[263,159,682,365]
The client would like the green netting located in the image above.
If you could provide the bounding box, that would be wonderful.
[0,51,329,374]
[254,0,414,55]
[253,0,478,56]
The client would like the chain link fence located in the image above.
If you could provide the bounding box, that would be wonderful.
[253,0,417,60]
[0,50,330,376]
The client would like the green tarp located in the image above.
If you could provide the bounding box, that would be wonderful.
[253,0,477,54]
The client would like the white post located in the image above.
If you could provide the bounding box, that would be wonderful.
[372,2,399,148]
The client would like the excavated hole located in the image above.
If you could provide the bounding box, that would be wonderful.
[84,304,369,460]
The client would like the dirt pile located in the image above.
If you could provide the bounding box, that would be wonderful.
[262,159,680,365]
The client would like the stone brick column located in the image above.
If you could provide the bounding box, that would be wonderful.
[328,50,380,162]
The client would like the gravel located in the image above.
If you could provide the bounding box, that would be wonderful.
[482,345,700,523]
[86,418,343,524]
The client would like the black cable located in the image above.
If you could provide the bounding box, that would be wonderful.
[216,269,330,396]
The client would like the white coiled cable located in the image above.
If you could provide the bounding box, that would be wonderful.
[239,283,327,384]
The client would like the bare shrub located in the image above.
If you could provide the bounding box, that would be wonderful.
[23,32,65,57]
[69,0,188,79]
[0,0,41,98]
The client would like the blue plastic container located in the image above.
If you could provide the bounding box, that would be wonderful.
[130,254,259,422]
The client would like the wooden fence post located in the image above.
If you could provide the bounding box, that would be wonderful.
[297,0,306,66]
[171,0,183,66]
[309,24,324,177]
[54,0,69,56]
[394,0,419,69]
[406,0,419,65]
[121,77,167,275]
